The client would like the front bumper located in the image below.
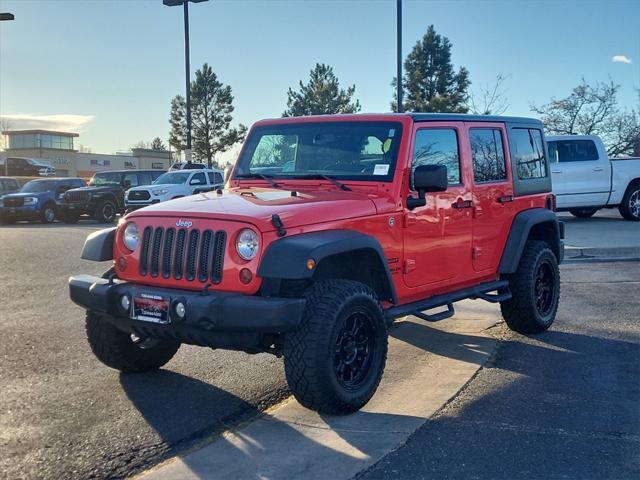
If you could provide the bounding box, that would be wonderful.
[59,201,92,215]
[0,205,40,220]
[69,275,306,345]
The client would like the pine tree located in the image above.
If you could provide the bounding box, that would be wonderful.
[150,137,167,151]
[392,25,470,113]
[169,95,187,154]
[283,63,361,117]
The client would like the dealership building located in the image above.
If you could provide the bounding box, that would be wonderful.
[1,129,172,177]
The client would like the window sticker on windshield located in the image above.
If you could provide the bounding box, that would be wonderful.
[374,164,390,175]
[388,129,395,137]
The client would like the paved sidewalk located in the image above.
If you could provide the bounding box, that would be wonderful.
[139,301,503,480]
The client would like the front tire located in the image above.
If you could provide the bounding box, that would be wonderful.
[40,203,56,223]
[284,280,388,415]
[86,312,180,372]
[618,182,640,221]
[500,240,560,334]
[569,208,597,218]
[94,199,117,223]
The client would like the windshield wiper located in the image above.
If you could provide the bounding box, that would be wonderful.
[292,174,352,191]
[235,173,281,189]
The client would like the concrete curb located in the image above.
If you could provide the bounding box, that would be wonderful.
[137,301,503,480]
[564,246,640,263]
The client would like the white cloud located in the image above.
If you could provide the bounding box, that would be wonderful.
[612,55,632,64]
[0,114,94,132]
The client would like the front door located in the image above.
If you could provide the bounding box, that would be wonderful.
[466,123,514,272]
[403,124,474,289]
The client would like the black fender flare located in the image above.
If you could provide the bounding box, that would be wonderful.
[257,230,397,303]
[81,227,117,261]
[499,208,563,274]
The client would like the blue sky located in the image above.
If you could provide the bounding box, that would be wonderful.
[0,0,638,159]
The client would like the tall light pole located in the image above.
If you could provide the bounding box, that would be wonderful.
[1,12,15,176]
[163,0,208,163]
[396,0,403,113]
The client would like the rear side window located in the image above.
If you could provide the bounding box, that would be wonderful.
[412,129,461,185]
[207,172,224,185]
[137,173,152,185]
[511,128,547,180]
[470,129,507,183]
[547,140,599,163]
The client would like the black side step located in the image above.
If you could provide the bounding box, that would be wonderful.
[385,280,511,322]
[412,302,455,322]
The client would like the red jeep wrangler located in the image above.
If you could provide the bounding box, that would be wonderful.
[70,114,564,414]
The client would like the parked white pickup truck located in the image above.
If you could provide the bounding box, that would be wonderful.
[125,168,224,211]
[547,135,640,221]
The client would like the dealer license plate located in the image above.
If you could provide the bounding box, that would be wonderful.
[132,293,170,324]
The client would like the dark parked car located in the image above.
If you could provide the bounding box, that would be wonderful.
[59,170,163,223]
[0,177,20,197]
[0,177,86,224]
[1,157,56,176]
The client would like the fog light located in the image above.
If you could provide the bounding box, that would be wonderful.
[175,302,186,319]
[239,268,253,284]
[120,295,131,311]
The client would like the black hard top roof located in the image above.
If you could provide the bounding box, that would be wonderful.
[409,113,542,125]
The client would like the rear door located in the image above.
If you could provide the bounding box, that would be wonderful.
[402,123,474,289]
[548,138,610,208]
[466,123,514,272]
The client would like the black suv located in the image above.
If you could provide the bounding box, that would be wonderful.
[59,170,163,223]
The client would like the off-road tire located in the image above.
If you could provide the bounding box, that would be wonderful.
[283,280,388,415]
[501,240,560,334]
[86,312,180,372]
[569,208,597,218]
[618,182,640,221]
[40,202,56,223]
[94,199,117,223]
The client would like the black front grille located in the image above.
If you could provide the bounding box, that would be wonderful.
[129,190,151,201]
[139,226,226,284]
[66,191,89,202]
[4,197,24,207]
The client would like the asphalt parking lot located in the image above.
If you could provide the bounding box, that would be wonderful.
[0,216,638,479]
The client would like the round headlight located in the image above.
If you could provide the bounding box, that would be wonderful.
[236,228,259,261]
[123,222,139,251]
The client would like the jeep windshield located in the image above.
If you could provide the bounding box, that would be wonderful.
[89,172,122,186]
[21,180,54,193]
[235,122,403,182]
[152,172,191,185]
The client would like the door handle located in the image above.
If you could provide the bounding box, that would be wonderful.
[497,195,513,203]
[551,169,562,174]
[452,199,473,209]
[592,167,604,172]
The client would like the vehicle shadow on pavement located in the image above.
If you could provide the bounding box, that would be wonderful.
[366,325,640,480]
[119,369,427,479]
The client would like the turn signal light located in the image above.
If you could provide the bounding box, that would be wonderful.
[239,268,253,284]
[306,258,316,270]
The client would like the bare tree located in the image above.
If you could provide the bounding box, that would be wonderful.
[470,74,510,115]
[531,79,640,157]
[0,118,13,150]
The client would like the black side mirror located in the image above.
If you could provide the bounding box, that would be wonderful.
[407,164,448,210]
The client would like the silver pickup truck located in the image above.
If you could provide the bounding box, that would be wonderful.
[548,135,640,221]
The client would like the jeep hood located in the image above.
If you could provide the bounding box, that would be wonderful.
[128,188,381,231]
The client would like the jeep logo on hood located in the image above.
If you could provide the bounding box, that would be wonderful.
[176,219,193,228]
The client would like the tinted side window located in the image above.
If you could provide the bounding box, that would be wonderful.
[123,173,139,187]
[137,173,152,185]
[547,140,599,163]
[412,129,461,186]
[511,128,547,180]
[214,172,223,184]
[470,129,506,182]
[191,172,206,184]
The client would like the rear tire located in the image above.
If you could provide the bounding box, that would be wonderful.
[283,280,388,415]
[40,202,56,223]
[500,240,560,334]
[86,312,180,372]
[94,199,117,223]
[618,182,640,221]
[569,208,597,218]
